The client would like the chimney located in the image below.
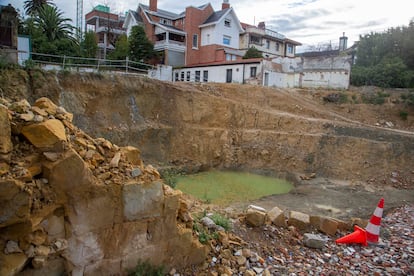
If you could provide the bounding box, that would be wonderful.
[258,21,265,30]
[339,32,348,51]
[149,0,157,12]
[222,0,230,10]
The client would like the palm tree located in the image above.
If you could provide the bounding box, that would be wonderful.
[23,0,54,15]
[34,4,74,41]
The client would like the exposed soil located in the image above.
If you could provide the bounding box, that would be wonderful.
[2,70,413,219]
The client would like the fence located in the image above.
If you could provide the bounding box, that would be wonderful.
[27,52,154,75]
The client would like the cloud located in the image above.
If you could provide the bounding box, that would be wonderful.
[287,0,319,9]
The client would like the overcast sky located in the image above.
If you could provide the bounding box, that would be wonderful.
[4,0,413,50]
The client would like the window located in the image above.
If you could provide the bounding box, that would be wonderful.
[287,44,294,54]
[203,70,208,82]
[266,40,270,49]
[180,72,184,81]
[195,71,201,82]
[192,34,198,48]
[175,72,179,81]
[224,19,231,27]
[250,35,261,45]
[207,34,210,44]
[186,71,190,81]
[226,54,237,61]
[275,42,280,51]
[159,18,172,25]
[223,35,231,45]
[250,67,257,78]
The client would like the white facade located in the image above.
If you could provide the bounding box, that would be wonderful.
[173,62,261,84]
[200,9,244,49]
[171,53,352,89]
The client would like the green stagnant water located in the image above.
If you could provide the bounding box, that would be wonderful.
[175,171,294,205]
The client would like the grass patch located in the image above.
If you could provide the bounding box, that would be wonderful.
[175,171,293,205]
[129,260,164,276]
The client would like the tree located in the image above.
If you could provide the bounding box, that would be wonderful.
[34,4,74,41]
[351,20,414,88]
[81,31,98,58]
[23,0,54,16]
[21,4,78,57]
[128,25,156,62]
[108,34,129,60]
[243,46,262,59]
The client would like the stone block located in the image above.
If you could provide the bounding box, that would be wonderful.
[0,252,28,276]
[42,149,91,194]
[267,206,286,227]
[320,217,338,236]
[41,215,65,241]
[121,146,143,166]
[0,105,12,161]
[0,180,30,228]
[246,208,266,227]
[66,194,117,236]
[64,232,104,268]
[18,257,65,276]
[21,119,67,150]
[349,217,368,229]
[303,233,326,249]
[122,181,164,221]
[288,211,310,230]
[33,97,57,115]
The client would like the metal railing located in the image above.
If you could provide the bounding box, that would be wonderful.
[28,52,154,74]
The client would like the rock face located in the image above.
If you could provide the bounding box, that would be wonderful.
[0,97,207,275]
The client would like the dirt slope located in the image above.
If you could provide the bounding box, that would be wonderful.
[1,69,414,215]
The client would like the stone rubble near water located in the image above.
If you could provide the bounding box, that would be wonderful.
[177,204,414,275]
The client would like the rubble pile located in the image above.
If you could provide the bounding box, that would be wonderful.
[179,204,413,275]
[0,97,207,275]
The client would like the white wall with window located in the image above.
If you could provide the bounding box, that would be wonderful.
[173,62,261,84]
[200,10,241,49]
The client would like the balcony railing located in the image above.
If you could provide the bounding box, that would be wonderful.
[154,40,186,51]
[265,29,285,40]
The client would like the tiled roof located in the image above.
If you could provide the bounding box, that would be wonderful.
[140,4,183,19]
[129,10,143,23]
[203,9,229,24]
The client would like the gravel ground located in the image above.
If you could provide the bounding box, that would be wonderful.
[178,204,414,275]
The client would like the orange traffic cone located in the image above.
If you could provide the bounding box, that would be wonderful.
[365,198,384,243]
[335,225,368,246]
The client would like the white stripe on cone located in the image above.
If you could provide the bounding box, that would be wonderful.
[366,198,384,243]
[366,223,380,235]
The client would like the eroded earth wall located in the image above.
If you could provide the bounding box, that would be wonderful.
[2,69,413,181]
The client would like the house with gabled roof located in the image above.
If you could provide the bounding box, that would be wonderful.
[123,0,244,67]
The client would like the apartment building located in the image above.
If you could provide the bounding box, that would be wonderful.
[123,0,245,66]
[240,21,301,58]
[85,5,126,59]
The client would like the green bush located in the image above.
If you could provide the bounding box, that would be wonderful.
[129,260,164,276]
[210,213,231,231]
[399,111,408,120]
[361,91,390,105]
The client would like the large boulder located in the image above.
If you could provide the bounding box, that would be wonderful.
[21,119,67,151]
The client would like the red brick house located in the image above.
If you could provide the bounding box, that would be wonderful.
[123,0,244,66]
